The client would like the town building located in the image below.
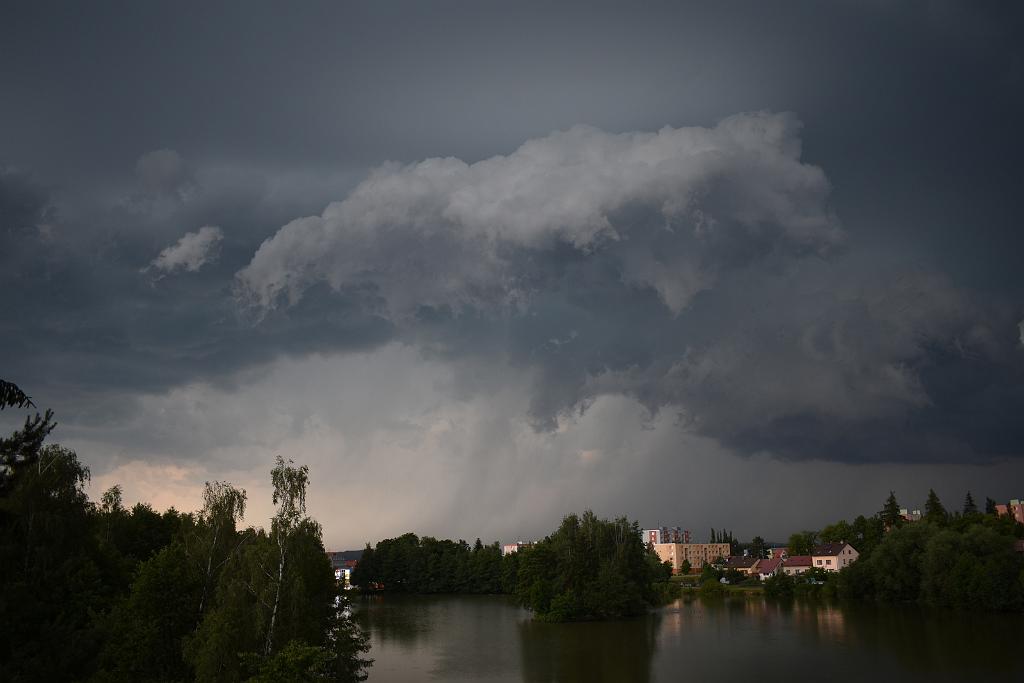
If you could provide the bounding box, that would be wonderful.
[653,542,730,573]
[641,527,691,544]
[900,508,922,522]
[501,541,533,556]
[811,542,859,572]
[781,555,812,575]
[995,499,1024,525]
[767,547,788,559]
[326,549,363,588]
[723,555,759,575]
[756,557,784,580]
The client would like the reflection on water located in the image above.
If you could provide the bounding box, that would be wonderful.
[518,612,659,683]
[357,594,1024,682]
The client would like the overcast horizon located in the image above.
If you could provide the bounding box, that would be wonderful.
[3,1,1024,550]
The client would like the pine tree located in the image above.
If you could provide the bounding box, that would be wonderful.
[985,497,998,515]
[880,491,902,529]
[924,489,947,525]
[962,491,978,515]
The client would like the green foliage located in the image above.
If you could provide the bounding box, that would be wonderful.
[512,511,664,621]
[880,491,903,529]
[763,571,794,599]
[698,577,726,598]
[963,491,978,516]
[985,497,998,515]
[749,536,767,559]
[1,415,372,681]
[835,515,1024,611]
[787,530,818,556]
[0,416,108,680]
[924,489,948,526]
[679,559,692,575]
[352,533,510,594]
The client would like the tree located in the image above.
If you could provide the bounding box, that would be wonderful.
[513,511,659,621]
[264,456,311,654]
[0,424,107,679]
[880,491,903,530]
[0,379,34,410]
[749,536,767,559]
[819,520,854,544]
[962,491,978,516]
[188,480,247,617]
[985,497,998,515]
[787,531,817,556]
[924,489,948,525]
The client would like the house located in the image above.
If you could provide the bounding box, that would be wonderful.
[723,555,759,575]
[767,547,788,560]
[756,557,784,580]
[781,555,812,575]
[811,542,859,572]
[653,543,731,573]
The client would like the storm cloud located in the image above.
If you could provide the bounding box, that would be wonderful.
[3,1,1024,546]
[236,115,1024,463]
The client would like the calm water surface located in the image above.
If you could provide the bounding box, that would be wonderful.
[355,594,1024,682]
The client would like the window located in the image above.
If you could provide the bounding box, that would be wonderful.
[816,560,823,565]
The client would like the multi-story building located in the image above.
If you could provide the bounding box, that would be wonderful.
[501,541,533,556]
[652,543,730,573]
[642,527,691,545]
[900,508,922,522]
[995,499,1024,525]
[811,542,859,572]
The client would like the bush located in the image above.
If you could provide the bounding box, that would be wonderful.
[763,572,794,599]
[698,578,726,598]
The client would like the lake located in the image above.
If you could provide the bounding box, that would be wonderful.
[355,593,1024,682]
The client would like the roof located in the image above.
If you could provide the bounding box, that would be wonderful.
[812,542,852,556]
[784,555,812,567]
[724,555,758,568]
[757,557,783,573]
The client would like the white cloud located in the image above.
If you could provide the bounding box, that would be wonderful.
[237,112,843,316]
[148,225,224,274]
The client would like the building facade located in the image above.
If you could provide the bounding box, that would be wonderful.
[653,542,730,573]
[642,527,691,545]
[995,499,1024,525]
[811,542,859,572]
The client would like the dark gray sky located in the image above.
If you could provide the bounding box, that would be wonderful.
[3,1,1023,547]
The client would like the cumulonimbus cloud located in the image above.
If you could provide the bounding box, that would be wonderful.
[236,111,843,316]
[148,225,223,274]
[230,112,1024,464]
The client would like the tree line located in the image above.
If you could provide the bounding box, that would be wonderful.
[760,490,1024,610]
[353,511,675,621]
[0,409,371,682]
[352,534,516,594]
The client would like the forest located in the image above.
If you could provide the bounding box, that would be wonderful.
[0,408,371,682]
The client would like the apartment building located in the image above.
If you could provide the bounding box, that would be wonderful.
[653,542,730,573]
